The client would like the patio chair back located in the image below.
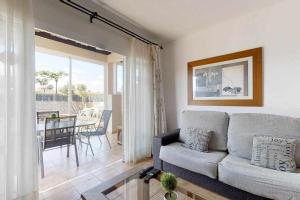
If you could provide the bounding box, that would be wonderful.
[44,116,76,149]
[96,110,112,135]
[37,111,60,124]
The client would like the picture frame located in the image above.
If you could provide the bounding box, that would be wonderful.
[188,47,263,106]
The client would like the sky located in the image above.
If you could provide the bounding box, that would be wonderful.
[35,51,104,93]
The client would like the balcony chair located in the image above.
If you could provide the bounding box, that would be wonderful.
[37,110,60,124]
[39,116,79,178]
[78,110,112,156]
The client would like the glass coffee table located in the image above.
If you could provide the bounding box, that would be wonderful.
[81,166,228,200]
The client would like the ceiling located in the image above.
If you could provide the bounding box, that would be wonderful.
[93,0,282,42]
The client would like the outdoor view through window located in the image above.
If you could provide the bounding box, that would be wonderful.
[35,51,105,121]
[115,62,123,94]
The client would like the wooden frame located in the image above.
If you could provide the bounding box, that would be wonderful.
[188,47,263,106]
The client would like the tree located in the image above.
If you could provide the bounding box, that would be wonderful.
[76,84,89,106]
[36,77,49,94]
[47,84,54,91]
[37,70,68,95]
[60,84,75,96]
[50,71,68,95]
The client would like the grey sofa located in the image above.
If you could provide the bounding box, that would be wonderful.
[153,111,300,200]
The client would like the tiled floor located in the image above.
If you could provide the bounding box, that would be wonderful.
[39,132,152,200]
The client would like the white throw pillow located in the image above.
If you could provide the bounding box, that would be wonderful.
[251,135,297,172]
[181,127,212,152]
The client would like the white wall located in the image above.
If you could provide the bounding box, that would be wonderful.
[162,0,300,130]
[33,0,161,57]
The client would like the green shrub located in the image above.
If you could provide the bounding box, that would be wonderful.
[50,113,57,118]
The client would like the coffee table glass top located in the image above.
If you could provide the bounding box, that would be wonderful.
[81,167,228,200]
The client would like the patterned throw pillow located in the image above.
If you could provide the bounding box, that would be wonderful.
[251,136,297,172]
[181,128,212,152]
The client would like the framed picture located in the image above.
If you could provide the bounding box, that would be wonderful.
[188,47,263,106]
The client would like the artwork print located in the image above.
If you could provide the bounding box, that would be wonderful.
[188,48,262,106]
[193,57,253,100]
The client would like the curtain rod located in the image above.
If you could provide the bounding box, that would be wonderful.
[60,0,163,49]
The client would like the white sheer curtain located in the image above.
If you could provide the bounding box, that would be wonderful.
[0,0,38,199]
[123,38,154,163]
[151,45,167,136]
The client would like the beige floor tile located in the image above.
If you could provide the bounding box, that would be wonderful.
[39,134,153,199]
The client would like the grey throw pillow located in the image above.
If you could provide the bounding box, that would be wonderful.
[181,128,212,152]
[251,135,297,172]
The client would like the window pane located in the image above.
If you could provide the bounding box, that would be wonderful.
[35,51,69,114]
[72,59,104,120]
[116,63,123,93]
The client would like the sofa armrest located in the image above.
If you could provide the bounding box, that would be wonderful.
[152,129,180,170]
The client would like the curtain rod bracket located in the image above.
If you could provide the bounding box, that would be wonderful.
[90,12,98,23]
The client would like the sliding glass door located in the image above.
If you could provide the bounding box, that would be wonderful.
[71,58,105,120]
[35,51,106,120]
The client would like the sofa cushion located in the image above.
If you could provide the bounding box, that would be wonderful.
[218,155,300,200]
[159,142,227,179]
[227,113,300,167]
[182,128,212,152]
[180,111,229,151]
[251,136,297,172]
